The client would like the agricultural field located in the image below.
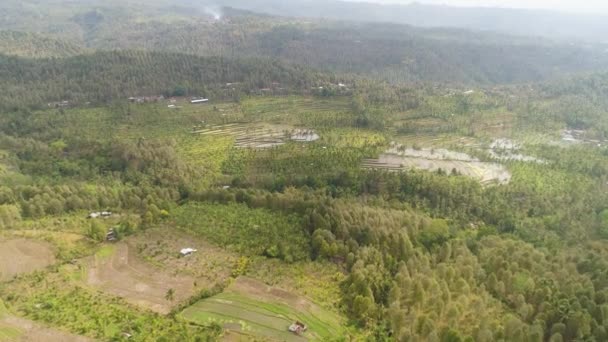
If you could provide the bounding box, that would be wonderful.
[194,123,319,149]
[83,242,199,314]
[181,277,345,342]
[81,228,237,314]
[363,144,512,184]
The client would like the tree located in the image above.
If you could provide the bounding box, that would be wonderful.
[86,221,106,242]
[418,219,450,249]
[165,288,175,302]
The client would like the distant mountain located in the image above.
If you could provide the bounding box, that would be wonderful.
[2,0,608,86]
[195,0,608,42]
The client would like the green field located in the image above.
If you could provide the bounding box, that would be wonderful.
[181,279,345,341]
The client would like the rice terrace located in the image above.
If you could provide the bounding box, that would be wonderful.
[194,123,320,149]
[181,277,344,341]
[363,144,512,184]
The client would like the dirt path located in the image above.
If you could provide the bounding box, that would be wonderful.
[0,239,55,282]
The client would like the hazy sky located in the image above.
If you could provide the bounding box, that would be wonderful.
[344,0,608,14]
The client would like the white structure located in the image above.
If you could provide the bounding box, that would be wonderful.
[88,211,112,219]
[180,248,198,256]
[190,98,209,104]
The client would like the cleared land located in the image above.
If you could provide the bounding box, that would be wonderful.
[181,277,345,341]
[84,229,236,314]
[0,239,56,282]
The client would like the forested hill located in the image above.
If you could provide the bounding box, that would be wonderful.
[0,51,333,110]
[2,1,608,85]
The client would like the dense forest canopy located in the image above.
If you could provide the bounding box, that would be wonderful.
[1,1,608,85]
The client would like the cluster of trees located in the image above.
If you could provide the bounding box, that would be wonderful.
[192,178,608,340]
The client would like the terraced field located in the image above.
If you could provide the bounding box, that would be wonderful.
[363,145,511,184]
[193,123,319,149]
[181,277,345,341]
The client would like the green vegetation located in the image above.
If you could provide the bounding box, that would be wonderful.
[174,202,309,262]
[1,269,220,341]
[0,30,84,58]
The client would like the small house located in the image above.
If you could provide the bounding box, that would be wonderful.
[289,321,308,335]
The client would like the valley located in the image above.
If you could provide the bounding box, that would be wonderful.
[1,1,608,341]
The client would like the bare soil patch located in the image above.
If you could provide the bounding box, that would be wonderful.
[0,239,55,282]
[84,229,236,314]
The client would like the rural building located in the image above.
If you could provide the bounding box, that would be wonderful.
[106,228,117,242]
[88,211,112,219]
[288,321,308,335]
[47,100,70,108]
[190,98,209,104]
[129,96,164,103]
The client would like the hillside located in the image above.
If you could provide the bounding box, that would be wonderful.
[0,31,85,58]
[1,1,607,85]
[0,51,333,109]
